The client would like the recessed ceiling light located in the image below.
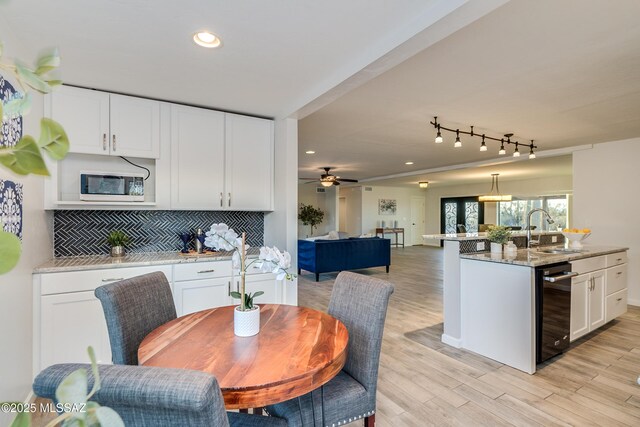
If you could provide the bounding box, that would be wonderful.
[193,31,222,48]
[305,150,315,154]
[405,161,414,165]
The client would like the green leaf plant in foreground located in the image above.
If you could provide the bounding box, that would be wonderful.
[0,231,21,274]
[0,41,69,274]
[7,347,124,427]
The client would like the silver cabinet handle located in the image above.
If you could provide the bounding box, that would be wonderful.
[220,192,223,207]
[103,133,107,151]
[197,269,215,274]
[236,280,240,293]
[112,134,116,151]
[228,281,231,296]
[101,278,124,282]
[228,192,231,207]
[544,271,579,282]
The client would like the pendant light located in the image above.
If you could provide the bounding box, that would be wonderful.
[478,173,512,202]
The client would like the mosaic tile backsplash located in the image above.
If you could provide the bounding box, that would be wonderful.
[54,210,264,257]
[458,234,565,254]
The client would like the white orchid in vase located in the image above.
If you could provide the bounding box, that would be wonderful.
[204,223,294,311]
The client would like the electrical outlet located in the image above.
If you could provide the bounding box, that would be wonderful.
[552,236,558,243]
[477,241,486,251]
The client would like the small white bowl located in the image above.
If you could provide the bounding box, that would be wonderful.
[562,231,591,249]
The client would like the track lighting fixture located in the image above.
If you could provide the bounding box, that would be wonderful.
[431,117,537,159]
[454,129,462,148]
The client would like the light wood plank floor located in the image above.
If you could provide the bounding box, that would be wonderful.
[298,245,640,427]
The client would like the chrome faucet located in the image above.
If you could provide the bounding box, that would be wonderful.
[526,208,555,249]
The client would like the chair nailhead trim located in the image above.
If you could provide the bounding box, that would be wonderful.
[328,410,376,427]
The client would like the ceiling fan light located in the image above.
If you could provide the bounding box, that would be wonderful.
[320,180,333,187]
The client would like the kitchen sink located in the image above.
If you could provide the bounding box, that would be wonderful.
[538,249,581,254]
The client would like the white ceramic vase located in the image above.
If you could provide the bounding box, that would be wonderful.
[234,305,260,337]
[490,242,503,254]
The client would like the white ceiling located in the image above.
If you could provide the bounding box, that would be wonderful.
[298,0,640,184]
[0,0,490,118]
[3,0,638,189]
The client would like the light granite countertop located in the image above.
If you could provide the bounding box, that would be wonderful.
[34,249,261,274]
[460,245,628,267]
[423,231,563,241]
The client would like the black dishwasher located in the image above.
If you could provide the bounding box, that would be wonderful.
[535,263,578,364]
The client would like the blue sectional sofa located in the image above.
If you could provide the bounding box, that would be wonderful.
[298,237,391,281]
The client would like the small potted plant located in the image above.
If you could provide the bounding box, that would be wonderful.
[298,204,325,237]
[486,225,511,254]
[106,230,131,257]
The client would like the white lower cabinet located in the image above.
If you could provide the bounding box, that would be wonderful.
[237,273,282,305]
[34,259,288,376]
[570,270,605,341]
[33,265,172,374]
[40,291,112,368]
[570,251,627,342]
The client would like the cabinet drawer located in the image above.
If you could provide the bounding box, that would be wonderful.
[571,255,606,275]
[606,252,627,267]
[605,289,627,323]
[39,265,172,295]
[174,260,232,281]
[606,264,627,295]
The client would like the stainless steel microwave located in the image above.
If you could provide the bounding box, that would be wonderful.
[80,171,145,202]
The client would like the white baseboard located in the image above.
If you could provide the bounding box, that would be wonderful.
[441,333,462,348]
[627,298,640,307]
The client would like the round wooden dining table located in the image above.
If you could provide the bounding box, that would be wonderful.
[138,304,349,409]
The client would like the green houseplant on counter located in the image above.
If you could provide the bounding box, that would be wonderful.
[486,225,511,254]
[105,231,131,257]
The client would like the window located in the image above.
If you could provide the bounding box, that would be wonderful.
[441,197,484,234]
[497,195,568,230]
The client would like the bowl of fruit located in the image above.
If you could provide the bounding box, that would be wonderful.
[561,228,591,249]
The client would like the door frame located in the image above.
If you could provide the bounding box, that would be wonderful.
[440,196,485,234]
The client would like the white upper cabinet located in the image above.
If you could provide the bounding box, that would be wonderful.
[48,86,160,159]
[170,104,225,209]
[225,113,274,211]
[49,86,110,155]
[170,107,274,211]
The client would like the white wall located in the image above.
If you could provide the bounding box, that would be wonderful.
[264,118,298,305]
[297,184,337,237]
[423,175,573,246]
[339,186,362,237]
[0,24,53,424]
[360,185,426,244]
[573,138,640,306]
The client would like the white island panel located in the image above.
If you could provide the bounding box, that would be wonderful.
[461,258,536,374]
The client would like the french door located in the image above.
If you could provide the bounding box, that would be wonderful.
[440,197,484,234]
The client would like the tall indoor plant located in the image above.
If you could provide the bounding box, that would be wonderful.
[205,223,294,336]
[298,203,324,237]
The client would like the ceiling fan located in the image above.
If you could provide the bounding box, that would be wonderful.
[301,167,358,187]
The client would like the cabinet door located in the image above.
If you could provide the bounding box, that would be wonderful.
[49,86,110,155]
[170,105,225,209]
[110,94,160,158]
[589,271,606,330]
[236,273,282,305]
[225,114,273,210]
[570,275,589,341]
[40,291,112,371]
[173,278,232,316]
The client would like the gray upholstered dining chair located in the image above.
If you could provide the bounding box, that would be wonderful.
[266,271,395,427]
[33,363,286,427]
[95,271,177,365]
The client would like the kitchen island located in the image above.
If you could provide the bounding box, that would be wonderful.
[460,246,628,373]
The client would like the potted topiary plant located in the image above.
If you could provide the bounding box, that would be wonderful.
[298,204,324,237]
[486,225,511,254]
[106,230,131,257]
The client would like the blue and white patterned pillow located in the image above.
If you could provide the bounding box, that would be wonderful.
[0,74,24,148]
[0,179,23,240]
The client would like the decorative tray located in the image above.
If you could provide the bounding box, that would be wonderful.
[177,250,220,257]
